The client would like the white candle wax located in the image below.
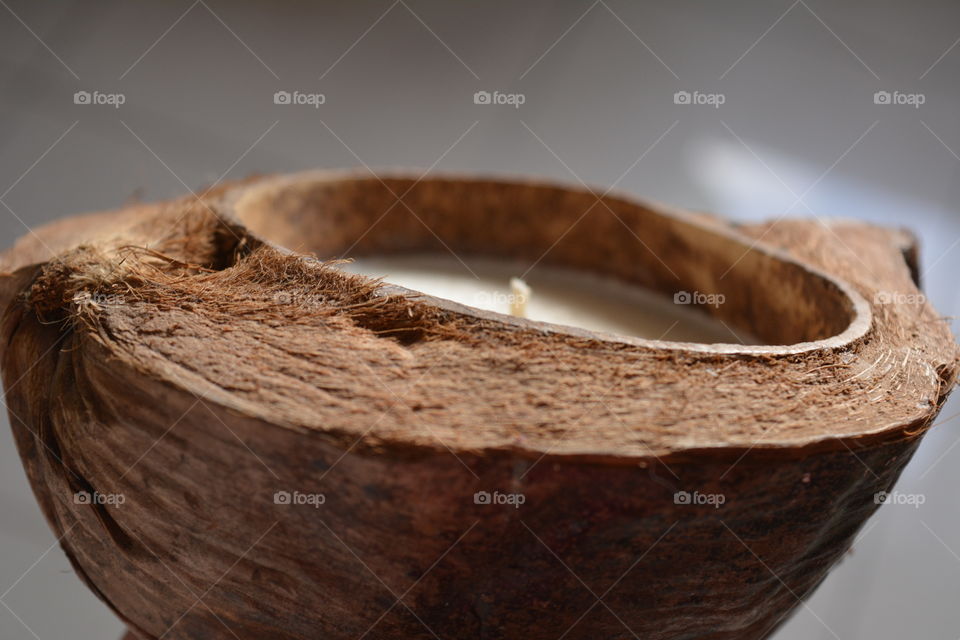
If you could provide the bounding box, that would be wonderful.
[342,255,754,344]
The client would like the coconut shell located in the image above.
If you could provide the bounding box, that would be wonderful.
[1,170,957,640]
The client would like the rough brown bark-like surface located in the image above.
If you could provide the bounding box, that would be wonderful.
[1,170,957,639]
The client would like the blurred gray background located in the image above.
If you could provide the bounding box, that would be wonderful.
[1,1,959,638]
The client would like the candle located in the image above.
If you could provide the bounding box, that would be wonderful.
[342,254,755,344]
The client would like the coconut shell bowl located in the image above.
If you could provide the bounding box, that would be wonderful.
[0,170,957,639]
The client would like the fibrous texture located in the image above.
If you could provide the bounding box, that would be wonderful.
[1,171,956,639]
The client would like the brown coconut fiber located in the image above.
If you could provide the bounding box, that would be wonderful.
[0,169,957,639]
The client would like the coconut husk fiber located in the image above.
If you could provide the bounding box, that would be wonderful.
[1,169,957,640]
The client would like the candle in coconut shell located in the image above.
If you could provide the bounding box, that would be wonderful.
[0,170,956,640]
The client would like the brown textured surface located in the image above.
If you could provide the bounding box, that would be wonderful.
[1,170,957,639]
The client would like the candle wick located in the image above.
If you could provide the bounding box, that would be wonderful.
[509,277,531,318]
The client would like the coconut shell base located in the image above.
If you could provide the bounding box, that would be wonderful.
[1,170,957,639]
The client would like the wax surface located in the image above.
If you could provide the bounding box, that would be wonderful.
[342,255,757,344]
